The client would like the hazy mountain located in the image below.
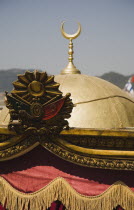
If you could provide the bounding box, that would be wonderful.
[0,69,133,92]
[99,71,132,89]
[0,69,35,92]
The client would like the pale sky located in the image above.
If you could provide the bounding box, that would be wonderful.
[0,0,134,76]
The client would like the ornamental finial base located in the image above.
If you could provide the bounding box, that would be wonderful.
[61,62,81,75]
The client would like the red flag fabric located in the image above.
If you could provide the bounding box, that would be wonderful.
[43,97,65,120]
[131,76,134,83]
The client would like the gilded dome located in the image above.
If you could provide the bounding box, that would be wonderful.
[55,74,134,129]
[0,73,134,129]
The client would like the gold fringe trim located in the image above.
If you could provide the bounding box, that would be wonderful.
[0,176,134,210]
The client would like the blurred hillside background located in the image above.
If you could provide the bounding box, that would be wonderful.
[0,69,132,107]
[0,69,131,93]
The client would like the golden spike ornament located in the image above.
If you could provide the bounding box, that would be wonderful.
[60,21,81,75]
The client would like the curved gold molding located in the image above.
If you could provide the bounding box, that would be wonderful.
[0,176,133,210]
[0,129,39,161]
[0,127,16,135]
[56,138,134,157]
[0,135,26,150]
[61,128,134,137]
[1,127,134,170]
[42,142,134,171]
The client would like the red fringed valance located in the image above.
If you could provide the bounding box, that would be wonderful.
[0,146,133,209]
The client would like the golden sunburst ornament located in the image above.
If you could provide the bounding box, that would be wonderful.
[6,70,73,135]
[11,70,62,103]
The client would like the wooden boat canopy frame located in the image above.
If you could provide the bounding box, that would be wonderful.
[0,125,134,170]
[0,70,134,171]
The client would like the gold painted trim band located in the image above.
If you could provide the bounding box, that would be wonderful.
[61,128,134,137]
[57,138,134,157]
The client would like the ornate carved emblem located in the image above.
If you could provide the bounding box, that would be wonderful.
[5,70,73,136]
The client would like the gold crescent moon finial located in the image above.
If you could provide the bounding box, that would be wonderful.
[61,21,81,40]
[60,21,81,75]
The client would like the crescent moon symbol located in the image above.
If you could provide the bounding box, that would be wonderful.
[61,21,81,40]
